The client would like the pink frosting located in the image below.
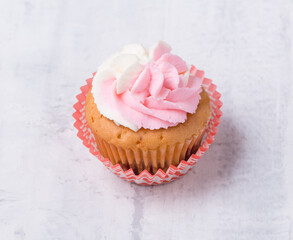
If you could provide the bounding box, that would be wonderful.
[97,44,203,130]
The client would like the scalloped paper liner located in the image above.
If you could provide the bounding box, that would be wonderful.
[94,128,206,175]
[73,72,222,185]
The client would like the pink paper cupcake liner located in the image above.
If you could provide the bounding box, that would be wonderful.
[73,73,223,185]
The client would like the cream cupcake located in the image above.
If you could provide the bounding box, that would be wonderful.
[85,41,210,174]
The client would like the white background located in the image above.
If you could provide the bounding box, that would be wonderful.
[1,0,293,239]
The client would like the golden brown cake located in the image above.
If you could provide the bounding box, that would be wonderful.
[85,88,210,174]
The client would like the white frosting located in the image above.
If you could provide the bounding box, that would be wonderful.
[91,41,193,131]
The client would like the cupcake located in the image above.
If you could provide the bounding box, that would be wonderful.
[85,41,211,175]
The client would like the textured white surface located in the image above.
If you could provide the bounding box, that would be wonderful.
[0,0,293,239]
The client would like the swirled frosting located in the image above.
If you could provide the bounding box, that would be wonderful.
[92,41,203,132]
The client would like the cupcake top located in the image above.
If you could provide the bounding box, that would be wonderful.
[92,41,203,132]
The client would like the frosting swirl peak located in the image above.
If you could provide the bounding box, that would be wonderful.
[92,41,203,131]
